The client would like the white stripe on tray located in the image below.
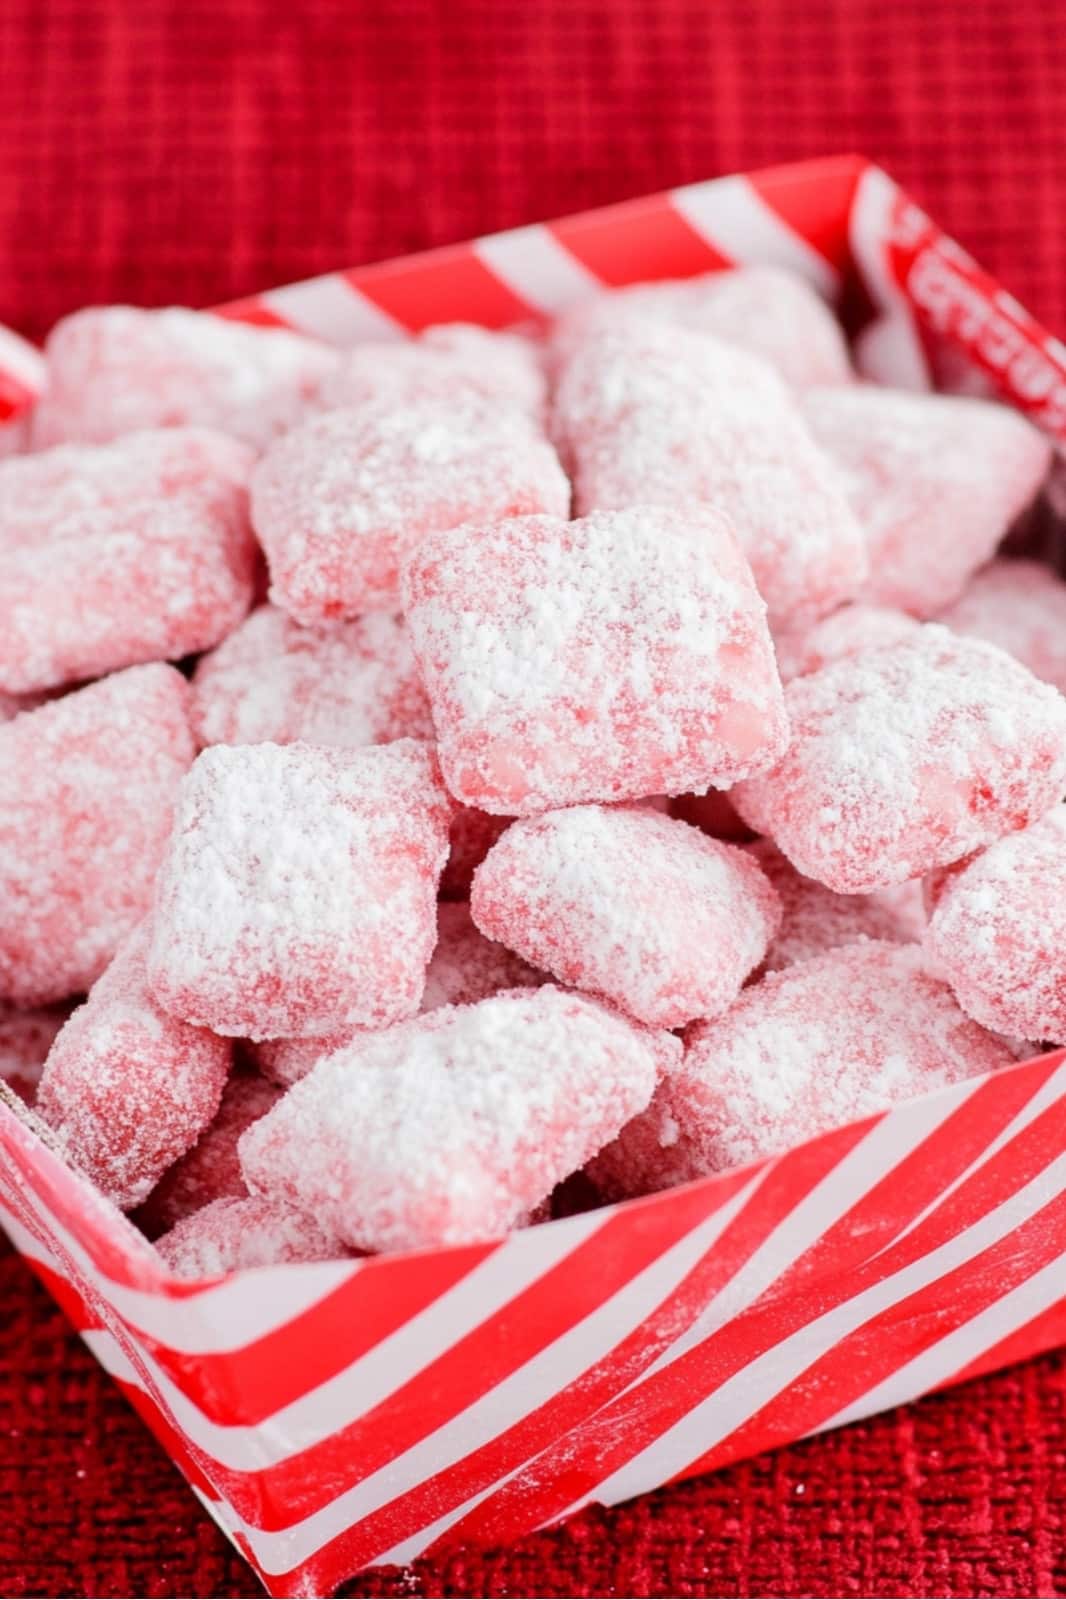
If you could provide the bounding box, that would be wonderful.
[473,225,604,314]
[671,175,839,297]
[259,274,408,344]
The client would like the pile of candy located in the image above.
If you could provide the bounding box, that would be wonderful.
[2,270,1064,1280]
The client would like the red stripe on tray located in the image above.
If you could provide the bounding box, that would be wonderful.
[549,195,731,286]
[211,298,298,329]
[748,154,867,273]
[941,1294,1066,1389]
[350,251,534,331]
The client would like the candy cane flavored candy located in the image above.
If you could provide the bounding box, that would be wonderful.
[733,626,1066,893]
[923,806,1066,1043]
[591,942,1016,1198]
[155,1196,344,1280]
[471,807,780,1028]
[937,559,1066,695]
[316,324,546,419]
[0,665,197,1007]
[772,603,922,683]
[239,986,666,1252]
[37,928,232,1210]
[800,386,1052,617]
[251,396,570,623]
[147,739,452,1040]
[402,506,788,814]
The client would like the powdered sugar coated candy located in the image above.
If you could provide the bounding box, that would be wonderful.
[591,942,1015,1197]
[422,901,542,1011]
[31,306,337,451]
[248,1032,353,1090]
[923,807,1066,1043]
[251,396,570,623]
[0,1006,70,1106]
[36,928,231,1210]
[0,665,196,1006]
[147,739,452,1040]
[733,626,1066,894]
[749,838,923,972]
[137,1072,283,1236]
[0,428,257,694]
[552,319,867,625]
[192,605,433,749]
[472,807,780,1029]
[155,1196,343,1280]
[936,560,1066,696]
[801,386,1052,617]
[553,267,852,389]
[239,986,668,1252]
[772,604,923,683]
[403,507,789,814]
[316,324,546,419]
[440,804,514,899]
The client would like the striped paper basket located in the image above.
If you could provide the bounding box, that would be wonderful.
[2,155,1065,1599]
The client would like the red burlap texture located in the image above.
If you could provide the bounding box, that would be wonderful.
[2,2,1066,1595]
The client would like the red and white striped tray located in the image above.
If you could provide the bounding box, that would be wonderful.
[2,155,1065,1599]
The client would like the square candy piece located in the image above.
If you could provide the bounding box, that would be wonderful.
[801,386,1052,617]
[316,324,546,419]
[471,807,780,1028]
[155,1196,343,1280]
[251,396,570,622]
[147,739,452,1040]
[31,305,337,451]
[192,605,433,749]
[936,559,1066,696]
[0,665,197,1006]
[0,428,258,694]
[552,320,867,625]
[238,986,666,1252]
[402,507,789,814]
[733,626,1066,893]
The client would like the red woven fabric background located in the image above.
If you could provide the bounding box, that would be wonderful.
[2,2,1066,1595]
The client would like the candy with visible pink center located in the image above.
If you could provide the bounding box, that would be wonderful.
[0,1006,70,1106]
[748,838,924,972]
[147,739,452,1040]
[472,807,780,1028]
[0,428,257,693]
[733,627,1066,893]
[155,1196,344,1279]
[440,805,514,899]
[773,604,922,683]
[192,605,433,749]
[31,306,337,451]
[422,901,542,1011]
[553,267,852,388]
[552,320,867,624]
[936,560,1066,695]
[0,665,196,1006]
[251,397,569,623]
[402,507,788,814]
[37,928,231,1209]
[240,986,669,1252]
[923,807,1066,1043]
[591,942,1015,1196]
[137,1072,283,1236]
[316,324,546,418]
[801,386,1052,617]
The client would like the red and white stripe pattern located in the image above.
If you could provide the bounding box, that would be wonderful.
[3,159,1066,1596]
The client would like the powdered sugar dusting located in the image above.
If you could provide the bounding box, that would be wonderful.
[772,603,923,683]
[155,1195,344,1280]
[937,559,1066,695]
[317,323,546,418]
[748,837,924,971]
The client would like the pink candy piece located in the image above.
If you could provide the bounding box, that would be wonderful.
[422,901,542,1011]
[316,324,546,418]
[37,928,231,1210]
[137,1072,283,1237]
[748,838,924,972]
[402,507,789,814]
[147,739,452,1040]
[472,807,780,1029]
[592,942,1015,1195]
[239,986,668,1252]
[936,559,1066,696]
[192,605,434,749]
[439,804,514,899]
[733,626,1066,893]
[772,603,923,683]
[553,267,852,389]
[0,665,196,1006]
[552,319,867,625]
[923,806,1066,1043]
[251,397,570,623]
[801,386,1052,617]
[155,1196,343,1280]
[0,1005,70,1106]
[31,306,337,451]
[0,428,257,694]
